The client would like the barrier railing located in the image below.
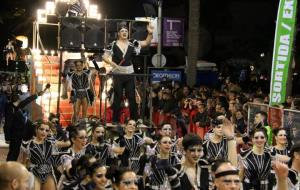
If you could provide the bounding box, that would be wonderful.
[248,102,300,143]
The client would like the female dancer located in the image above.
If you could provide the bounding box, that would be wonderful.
[203,116,238,166]
[239,128,272,190]
[88,162,112,190]
[22,122,58,190]
[272,128,289,157]
[269,128,290,189]
[58,125,88,189]
[114,119,153,174]
[86,124,114,165]
[106,166,139,190]
[67,60,96,123]
[145,135,181,190]
[149,123,180,156]
[5,39,16,65]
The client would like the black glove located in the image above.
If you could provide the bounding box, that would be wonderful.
[156,159,172,171]
[242,136,250,144]
[119,137,126,147]
[165,165,176,176]
[68,159,78,177]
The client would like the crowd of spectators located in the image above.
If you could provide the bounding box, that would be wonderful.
[1,59,300,189]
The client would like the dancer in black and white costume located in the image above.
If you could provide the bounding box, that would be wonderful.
[67,60,96,124]
[239,128,272,190]
[145,135,181,190]
[102,21,154,123]
[85,124,115,166]
[113,119,153,174]
[203,118,228,162]
[22,122,59,190]
[58,125,88,189]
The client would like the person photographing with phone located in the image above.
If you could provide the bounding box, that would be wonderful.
[5,83,50,161]
[102,21,154,123]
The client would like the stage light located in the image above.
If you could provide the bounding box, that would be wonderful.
[83,0,90,10]
[16,36,28,49]
[38,76,47,82]
[88,4,98,18]
[37,9,47,23]
[55,0,69,2]
[46,1,55,15]
[44,50,49,55]
[20,84,29,93]
[36,68,43,75]
[124,100,129,107]
[51,50,55,56]
[97,13,101,20]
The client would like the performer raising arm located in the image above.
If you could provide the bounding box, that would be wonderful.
[102,21,154,123]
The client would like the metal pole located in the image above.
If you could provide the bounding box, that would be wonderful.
[57,50,63,121]
[36,23,40,50]
[141,55,147,119]
[99,74,103,120]
[33,22,36,50]
[104,76,108,126]
[157,0,163,67]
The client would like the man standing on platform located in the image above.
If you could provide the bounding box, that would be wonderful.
[102,21,154,123]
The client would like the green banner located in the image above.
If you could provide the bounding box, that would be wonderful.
[270,0,297,106]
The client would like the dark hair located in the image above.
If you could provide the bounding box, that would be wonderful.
[74,60,83,65]
[182,133,202,150]
[69,154,95,179]
[33,120,50,136]
[289,143,300,166]
[67,125,86,144]
[251,128,268,139]
[88,161,106,176]
[124,119,135,125]
[160,122,172,129]
[91,124,104,133]
[273,128,286,136]
[117,21,128,32]
[157,134,171,143]
[106,166,134,185]
[256,111,267,116]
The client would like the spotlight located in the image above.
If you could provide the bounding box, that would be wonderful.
[20,84,29,93]
[37,9,47,23]
[46,1,55,15]
[16,36,28,49]
[124,100,129,107]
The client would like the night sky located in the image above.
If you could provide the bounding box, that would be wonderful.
[0,0,299,71]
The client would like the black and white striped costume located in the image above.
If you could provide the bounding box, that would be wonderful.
[68,0,86,16]
[85,142,114,165]
[203,136,228,161]
[177,159,210,190]
[59,147,86,189]
[145,154,181,190]
[22,139,58,183]
[269,146,290,189]
[240,148,272,190]
[114,134,145,173]
[151,137,179,156]
[271,146,289,156]
[67,69,93,105]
